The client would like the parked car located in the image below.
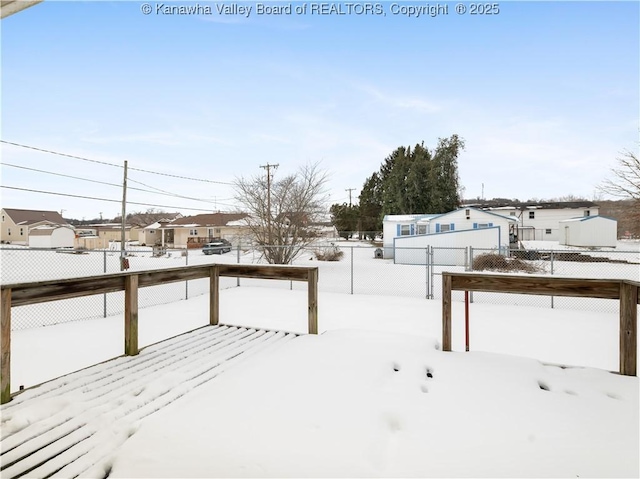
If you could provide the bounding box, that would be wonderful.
[202,240,232,255]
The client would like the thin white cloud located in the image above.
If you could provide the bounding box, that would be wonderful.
[356,84,440,114]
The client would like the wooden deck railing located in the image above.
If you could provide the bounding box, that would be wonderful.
[0,264,319,404]
[442,272,639,376]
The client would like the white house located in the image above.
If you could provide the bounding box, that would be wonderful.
[558,216,617,248]
[383,207,517,261]
[465,201,600,241]
[28,225,76,248]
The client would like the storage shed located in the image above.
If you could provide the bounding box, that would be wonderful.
[558,216,617,248]
[28,225,75,248]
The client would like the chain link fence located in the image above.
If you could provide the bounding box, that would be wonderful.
[2,242,639,331]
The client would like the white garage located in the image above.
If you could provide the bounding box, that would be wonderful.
[28,225,76,248]
[558,216,617,248]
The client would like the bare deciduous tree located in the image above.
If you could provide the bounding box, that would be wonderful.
[598,149,640,200]
[234,163,329,264]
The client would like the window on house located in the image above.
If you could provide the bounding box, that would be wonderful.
[189,229,198,236]
[510,212,516,216]
[529,211,535,219]
[1,215,4,222]
[545,229,552,235]
[477,223,488,229]
[465,209,470,217]
[440,224,450,232]
[417,225,427,235]
[584,210,590,217]
[400,225,411,236]
[208,228,214,237]
[215,228,221,234]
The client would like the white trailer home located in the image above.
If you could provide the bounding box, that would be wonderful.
[383,207,516,260]
[558,216,617,248]
[464,200,600,241]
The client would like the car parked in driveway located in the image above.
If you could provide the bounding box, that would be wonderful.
[202,240,232,255]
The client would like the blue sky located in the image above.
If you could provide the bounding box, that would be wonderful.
[1,1,638,220]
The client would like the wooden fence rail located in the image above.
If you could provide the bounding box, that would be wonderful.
[442,272,639,376]
[0,263,319,404]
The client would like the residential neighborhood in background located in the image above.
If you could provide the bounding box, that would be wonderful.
[0,199,629,255]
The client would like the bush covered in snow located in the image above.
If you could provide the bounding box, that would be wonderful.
[473,253,541,273]
[314,244,344,261]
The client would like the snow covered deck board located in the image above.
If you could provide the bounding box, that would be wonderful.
[0,325,299,479]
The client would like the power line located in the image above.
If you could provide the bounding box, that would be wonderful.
[1,185,230,213]
[1,162,238,208]
[1,140,233,185]
[2,162,123,188]
[127,177,237,208]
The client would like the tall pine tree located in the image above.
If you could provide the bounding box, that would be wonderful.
[360,134,464,225]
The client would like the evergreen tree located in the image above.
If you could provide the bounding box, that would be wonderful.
[358,134,465,228]
[358,172,383,238]
[330,203,360,240]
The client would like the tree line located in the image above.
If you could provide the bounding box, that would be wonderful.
[331,134,465,239]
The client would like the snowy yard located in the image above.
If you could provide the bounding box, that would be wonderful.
[1,241,639,477]
[3,286,639,477]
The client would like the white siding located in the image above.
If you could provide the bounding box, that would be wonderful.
[383,208,514,259]
[559,217,617,247]
[394,227,502,266]
[28,227,75,248]
[515,207,599,241]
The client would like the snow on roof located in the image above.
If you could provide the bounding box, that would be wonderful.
[225,220,247,227]
[559,215,617,223]
[383,214,434,222]
[29,225,74,235]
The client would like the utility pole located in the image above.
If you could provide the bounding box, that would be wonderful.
[345,188,356,207]
[259,163,279,245]
[120,160,128,271]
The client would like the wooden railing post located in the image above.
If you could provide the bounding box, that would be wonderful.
[619,281,638,376]
[308,268,318,334]
[210,266,219,326]
[442,274,452,351]
[124,275,139,356]
[1,288,11,404]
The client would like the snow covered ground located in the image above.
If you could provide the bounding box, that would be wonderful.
[5,286,639,477]
[2,241,639,477]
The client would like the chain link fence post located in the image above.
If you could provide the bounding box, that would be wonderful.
[430,246,435,299]
[464,246,469,271]
[550,250,554,309]
[425,247,429,299]
[185,247,189,300]
[103,249,107,318]
[350,246,354,295]
[237,242,241,287]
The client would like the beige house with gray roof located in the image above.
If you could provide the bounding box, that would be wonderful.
[1,208,71,245]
